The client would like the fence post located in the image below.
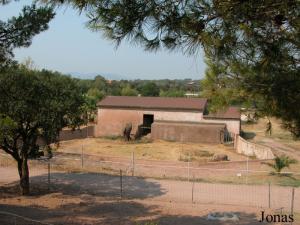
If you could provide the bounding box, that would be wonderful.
[192,175,195,204]
[120,169,123,199]
[187,157,190,182]
[234,134,237,149]
[290,187,295,225]
[246,156,249,184]
[81,145,84,169]
[132,151,135,176]
[48,160,50,190]
[268,182,271,208]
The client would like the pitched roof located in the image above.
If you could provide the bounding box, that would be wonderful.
[98,96,207,111]
[204,107,241,119]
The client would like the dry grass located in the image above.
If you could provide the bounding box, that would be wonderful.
[242,117,300,150]
[57,138,246,162]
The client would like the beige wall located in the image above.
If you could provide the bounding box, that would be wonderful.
[235,136,274,160]
[95,108,203,137]
[151,121,225,143]
[202,118,241,134]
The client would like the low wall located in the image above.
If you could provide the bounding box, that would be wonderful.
[235,136,274,160]
[151,121,226,143]
[59,126,95,141]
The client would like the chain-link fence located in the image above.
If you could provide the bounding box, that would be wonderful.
[0,152,299,223]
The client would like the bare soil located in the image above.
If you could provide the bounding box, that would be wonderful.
[1,167,296,225]
[56,138,246,162]
[242,117,300,161]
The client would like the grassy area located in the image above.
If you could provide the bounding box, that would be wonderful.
[57,138,246,162]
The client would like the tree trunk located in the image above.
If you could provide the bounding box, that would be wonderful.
[18,157,30,195]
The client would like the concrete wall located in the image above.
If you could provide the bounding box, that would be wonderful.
[95,108,203,137]
[151,121,226,143]
[59,126,95,141]
[202,117,241,134]
[235,136,274,160]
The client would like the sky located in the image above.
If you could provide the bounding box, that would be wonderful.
[0,1,207,80]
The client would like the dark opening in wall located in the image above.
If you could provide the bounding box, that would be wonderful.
[142,114,154,135]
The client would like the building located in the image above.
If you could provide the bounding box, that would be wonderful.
[95,96,240,143]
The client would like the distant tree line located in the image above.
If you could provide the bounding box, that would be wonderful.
[76,75,202,121]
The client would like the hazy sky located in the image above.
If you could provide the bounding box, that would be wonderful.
[1,1,207,80]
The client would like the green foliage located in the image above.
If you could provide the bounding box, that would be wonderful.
[0,66,85,147]
[0,66,85,194]
[201,58,254,112]
[139,82,159,96]
[120,84,138,96]
[0,3,54,68]
[0,115,17,144]
[92,75,108,91]
[267,155,297,174]
[87,87,105,100]
[159,89,185,97]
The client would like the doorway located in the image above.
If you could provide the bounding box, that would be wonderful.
[142,114,154,135]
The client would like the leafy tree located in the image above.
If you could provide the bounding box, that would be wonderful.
[85,87,105,122]
[49,0,300,137]
[120,84,138,96]
[87,87,105,100]
[0,3,54,68]
[160,89,185,97]
[92,75,108,92]
[140,82,160,96]
[267,155,297,174]
[201,58,254,112]
[0,67,85,195]
[103,80,120,95]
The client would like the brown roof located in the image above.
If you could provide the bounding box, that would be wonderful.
[98,96,207,111]
[204,107,241,119]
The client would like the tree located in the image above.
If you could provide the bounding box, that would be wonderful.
[87,87,105,100]
[120,84,138,96]
[267,155,297,174]
[85,87,105,122]
[201,58,254,112]
[92,75,108,92]
[0,3,54,68]
[160,89,185,97]
[48,0,300,137]
[140,82,160,96]
[0,67,85,195]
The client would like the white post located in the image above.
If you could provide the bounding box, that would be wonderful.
[291,187,295,224]
[81,145,84,169]
[192,176,195,203]
[246,156,249,184]
[188,153,191,182]
[132,151,135,176]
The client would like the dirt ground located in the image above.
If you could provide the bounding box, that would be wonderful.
[242,117,300,161]
[56,138,246,162]
[1,167,298,225]
[49,136,300,186]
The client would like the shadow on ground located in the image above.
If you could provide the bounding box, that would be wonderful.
[241,131,256,140]
[0,201,272,225]
[0,172,166,199]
